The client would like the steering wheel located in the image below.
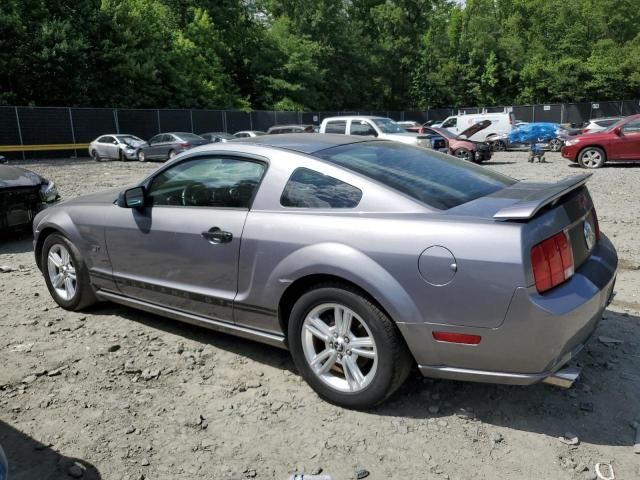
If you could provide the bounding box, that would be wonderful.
[181,183,209,206]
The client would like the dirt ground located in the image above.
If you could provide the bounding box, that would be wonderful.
[1,152,639,480]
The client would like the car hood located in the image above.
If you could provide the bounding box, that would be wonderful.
[0,164,45,188]
[458,120,491,139]
[122,139,146,148]
[58,186,124,206]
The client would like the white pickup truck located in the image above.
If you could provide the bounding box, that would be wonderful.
[319,116,444,150]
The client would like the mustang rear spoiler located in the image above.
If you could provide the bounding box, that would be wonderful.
[493,174,592,220]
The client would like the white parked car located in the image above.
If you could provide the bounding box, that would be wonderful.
[437,112,516,142]
[581,117,624,134]
[234,130,266,138]
[88,134,146,161]
[319,116,434,148]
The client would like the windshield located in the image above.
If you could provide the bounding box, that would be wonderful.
[371,118,405,134]
[605,118,627,132]
[316,141,515,210]
[116,135,142,144]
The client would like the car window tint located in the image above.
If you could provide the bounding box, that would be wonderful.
[596,119,616,127]
[97,136,110,143]
[281,168,362,208]
[148,157,266,208]
[325,121,346,134]
[350,121,376,136]
[317,141,515,210]
[622,119,640,133]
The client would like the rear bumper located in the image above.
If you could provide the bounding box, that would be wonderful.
[400,234,618,385]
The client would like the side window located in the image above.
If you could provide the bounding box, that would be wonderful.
[622,120,640,133]
[164,134,175,142]
[236,133,248,138]
[147,157,266,208]
[325,121,346,134]
[280,168,362,209]
[97,136,110,143]
[441,117,457,128]
[350,121,376,136]
[149,135,162,144]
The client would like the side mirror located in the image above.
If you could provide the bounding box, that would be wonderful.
[117,186,146,208]
[613,127,622,136]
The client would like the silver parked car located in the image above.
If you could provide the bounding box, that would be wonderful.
[200,132,235,143]
[33,135,617,409]
[137,132,209,162]
[234,130,266,138]
[581,117,624,134]
[89,134,146,161]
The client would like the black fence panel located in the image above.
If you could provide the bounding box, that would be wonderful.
[621,100,640,116]
[318,111,341,122]
[387,111,403,121]
[0,107,21,145]
[159,109,191,133]
[589,101,622,119]
[274,111,299,126]
[251,111,276,131]
[117,109,158,140]
[485,106,507,113]
[226,111,251,133]
[71,108,116,143]
[532,104,562,123]
[18,107,72,145]
[459,107,480,115]
[192,110,224,134]
[428,108,454,122]
[300,112,319,125]
[513,105,533,123]
[404,110,429,122]
[564,103,591,126]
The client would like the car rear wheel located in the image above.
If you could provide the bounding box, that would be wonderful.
[454,148,472,162]
[492,140,507,152]
[138,150,146,162]
[549,138,562,152]
[578,147,606,169]
[168,149,176,160]
[42,233,97,311]
[288,284,412,409]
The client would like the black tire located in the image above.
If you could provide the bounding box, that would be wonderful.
[492,140,507,152]
[138,150,146,162]
[578,146,606,169]
[118,150,124,161]
[91,150,100,161]
[42,233,97,311]
[454,148,473,162]
[288,284,412,409]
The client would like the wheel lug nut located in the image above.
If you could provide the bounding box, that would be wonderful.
[333,332,338,338]
[344,337,349,343]
[347,350,351,355]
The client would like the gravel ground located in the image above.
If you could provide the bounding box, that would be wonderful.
[1,152,639,480]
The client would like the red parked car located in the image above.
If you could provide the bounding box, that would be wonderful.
[423,121,493,163]
[562,114,640,168]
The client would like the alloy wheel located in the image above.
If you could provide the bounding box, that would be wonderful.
[455,149,471,161]
[582,150,602,168]
[301,303,378,393]
[549,138,562,152]
[47,244,77,301]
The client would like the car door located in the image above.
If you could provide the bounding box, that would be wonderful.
[146,135,162,159]
[613,119,640,159]
[440,116,458,135]
[105,154,267,322]
[104,136,120,159]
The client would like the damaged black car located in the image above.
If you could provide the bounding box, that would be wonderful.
[0,156,59,230]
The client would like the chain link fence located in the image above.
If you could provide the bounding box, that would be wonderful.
[1,100,640,159]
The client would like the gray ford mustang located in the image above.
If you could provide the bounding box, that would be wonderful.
[32,134,618,409]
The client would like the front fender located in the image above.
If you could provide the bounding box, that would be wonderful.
[33,208,85,270]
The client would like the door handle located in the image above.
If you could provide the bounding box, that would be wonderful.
[201,227,233,244]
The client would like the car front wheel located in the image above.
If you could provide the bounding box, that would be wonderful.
[288,284,412,409]
[42,233,97,311]
[578,147,606,169]
[138,150,146,162]
[492,140,507,151]
[454,148,472,162]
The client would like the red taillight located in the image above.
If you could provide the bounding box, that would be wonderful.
[418,127,424,134]
[432,331,481,345]
[181,142,191,148]
[531,231,574,293]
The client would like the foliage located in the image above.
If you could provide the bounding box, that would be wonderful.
[0,0,639,110]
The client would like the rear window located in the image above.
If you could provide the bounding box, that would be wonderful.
[316,141,515,210]
[325,121,346,134]
[595,119,618,127]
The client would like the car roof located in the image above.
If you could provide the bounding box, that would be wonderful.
[322,116,387,122]
[231,133,379,155]
[269,124,313,129]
